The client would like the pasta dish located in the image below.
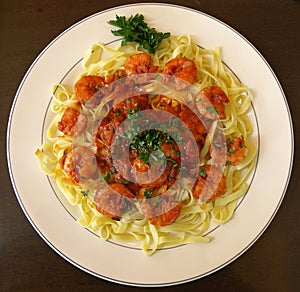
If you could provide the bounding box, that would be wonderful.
[35,30,256,255]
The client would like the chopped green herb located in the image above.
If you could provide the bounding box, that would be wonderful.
[238,137,244,148]
[120,113,182,166]
[104,171,111,181]
[167,157,178,167]
[108,14,170,53]
[121,180,130,185]
[227,149,236,155]
[206,106,218,114]
[227,148,236,155]
[127,108,136,117]
[129,129,174,165]
[81,190,89,197]
[144,188,152,199]
[199,165,207,177]
[226,138,236,155]
[115,109,122,117]
[226,161,232,165]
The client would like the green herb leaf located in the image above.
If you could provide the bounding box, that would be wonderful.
[108,14,170,53]
[227,148,236,155]
[81,190,89,197]
[199,165,207,177]
[167,157,178,167]
[104,171,111,182]
[238,136,244,148]
[121,180,130,185]
[206,106,218,114]
[144,188,152,199]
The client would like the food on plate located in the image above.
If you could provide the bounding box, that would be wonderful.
[35,15,256,255]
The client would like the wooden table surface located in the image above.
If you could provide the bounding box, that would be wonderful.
[1,0,299,291]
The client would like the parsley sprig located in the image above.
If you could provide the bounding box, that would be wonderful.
[108,14,170,53]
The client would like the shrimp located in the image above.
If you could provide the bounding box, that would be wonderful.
[151,95,181,116]
[210,133,246,166]
[196,86,229,120]
[124,53,158,76]
[130,158,153,186]
[62,146,99,184]
[161,142,179,159]
[94,183,135,219]
[179,104,207,141]
[140,195,182,226]
[132,158,150,173]
[94,115,115,147]
[74,75,106,108]
[96,143,112,170]
[151,95,206,142]
[163,57,197,85]
[58,107,87,136]
[103,69,125,84]
[131,154,179,189]
[112,95,150,115]
[193,164,226,201]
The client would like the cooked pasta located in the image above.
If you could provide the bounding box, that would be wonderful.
[35,34,257,256]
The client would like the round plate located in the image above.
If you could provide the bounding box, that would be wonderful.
[7,3,293,287]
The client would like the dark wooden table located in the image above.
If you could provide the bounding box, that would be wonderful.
[1,0,299,290]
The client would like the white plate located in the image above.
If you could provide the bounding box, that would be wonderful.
[7,3,293,287]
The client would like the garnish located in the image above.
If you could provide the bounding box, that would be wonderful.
[238,136,244,148]
[120,113,180,166]
[121,180,130,186]
[108,14,170,53]
[206,106,218,114]
[167,157,178,167]
[127,108,136,117]
[81,190,89,197]
[104,171,111,182]
[226,138,236,155]
[131,129,172,165]
[144,188,152,199]
[199,165,207,177]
